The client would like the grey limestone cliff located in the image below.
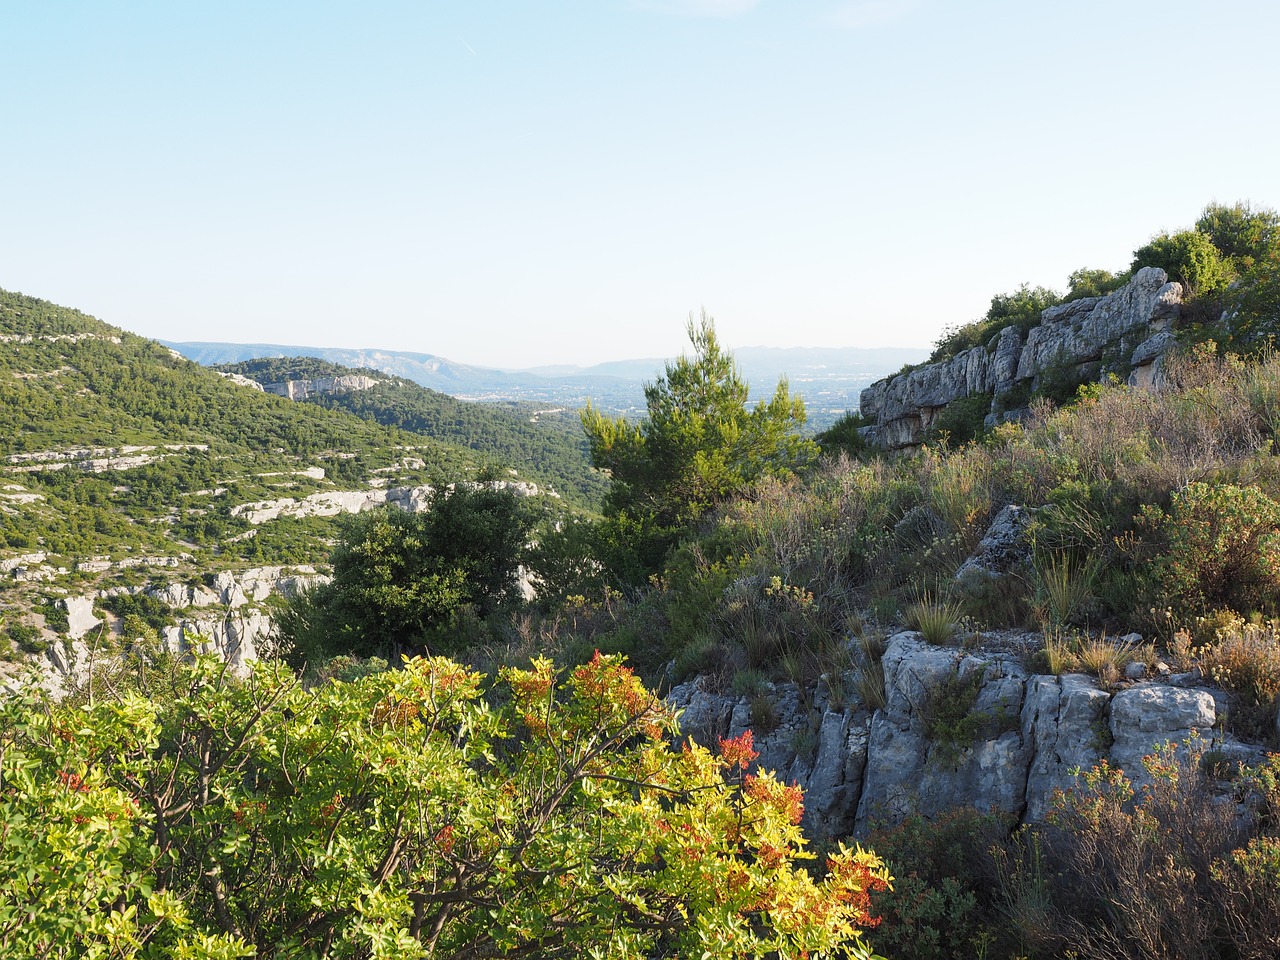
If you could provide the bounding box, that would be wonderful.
[261,374,380,400]
[669,633,1257,838]
[859,267,1184,449]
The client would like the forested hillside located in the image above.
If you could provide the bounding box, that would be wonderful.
[0,288,570,677]
[215,356,607,508]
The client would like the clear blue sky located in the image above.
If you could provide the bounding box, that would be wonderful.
[4,1,1278,368]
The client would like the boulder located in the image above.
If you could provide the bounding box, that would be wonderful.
[1109,684,1217,789]
[1021,673,1111,821]
[955,504,1033,588]
[63,596,101,640]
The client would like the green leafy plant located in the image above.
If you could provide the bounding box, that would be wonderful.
[921,668,1017,768]
[0,654,892,959]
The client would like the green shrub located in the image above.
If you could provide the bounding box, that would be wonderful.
[931,285,1063,363]
[866,808,1012,960]
[1140,481,1280,623]
[36,598,69,635]
[100,591,176,632]
[922,668,1017,768]
[1195,201,1280,268]
[924,394,991,447]
[815,410,870,458]
[1067,267,1131,300]
[1132,229,1234,297]
[6,623,47,655]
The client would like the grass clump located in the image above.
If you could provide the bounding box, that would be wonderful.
[1039,627,1077,675]
[853,661,887,712]
[1074,633,1141,687]
[1032,553,1100,627]
[905,590,963,645]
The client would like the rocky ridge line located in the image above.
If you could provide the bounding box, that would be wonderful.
[859,267,1184,449]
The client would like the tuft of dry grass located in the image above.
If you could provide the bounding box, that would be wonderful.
[1075,633,1140,686]
[905,591,963,645]
[1195,619,1280,740]
[853,661,887,712]
[1042,628,1077,675]
[1033,554,1100,628]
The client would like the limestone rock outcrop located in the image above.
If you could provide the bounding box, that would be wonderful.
[262,375,380,399]
[671,632,1251,838]
[859,268,1184,449]
[229,480,542,525]
[32,566,327,697]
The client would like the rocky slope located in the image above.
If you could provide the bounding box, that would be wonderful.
[859,267,1184,449]
[671,632,1255,838]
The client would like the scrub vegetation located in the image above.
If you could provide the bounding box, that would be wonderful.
[5,201,1280,957]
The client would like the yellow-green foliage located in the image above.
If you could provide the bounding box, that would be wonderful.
[0,655,891,959]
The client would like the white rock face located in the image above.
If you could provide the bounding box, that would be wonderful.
[217,371,266,391]
[262,375,380,399]
[5,444,209,474]
[859,268,1184,449]
[229,485,439,524]
[0,552,47,574]
[63,596,102,640]
[160,610,272,674]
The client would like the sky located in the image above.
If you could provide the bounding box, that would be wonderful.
[3,1,1279,369]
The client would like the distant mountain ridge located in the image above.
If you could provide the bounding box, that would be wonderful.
[164,341,930,427]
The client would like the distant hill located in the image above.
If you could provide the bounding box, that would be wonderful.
[0,287,560,583]
[216,357,607,508]
[164,341,930,429]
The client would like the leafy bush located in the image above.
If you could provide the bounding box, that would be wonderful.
[1132,229,1234,297]
[279,486,537,665]
[1067,266,1131,300]
[581,313,815,582]
[921,668,1016,768]
[1140,481,1280,623]
[924,393,990,447]
[815,410,871,458]
[0,655,892,959]
[100,590,176,632]
[866,808,1012,960]
[1195,201,1280,268]
[5,622,47,654]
